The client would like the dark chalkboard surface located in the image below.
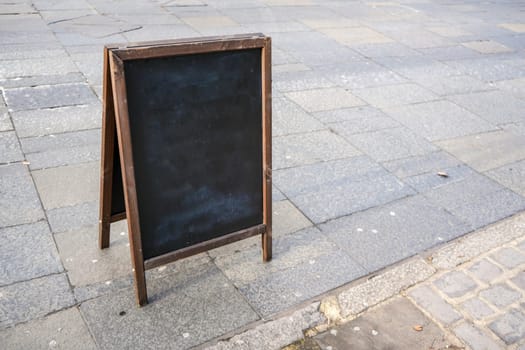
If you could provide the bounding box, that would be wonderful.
[99,35,271,305]
[124,49,263,259]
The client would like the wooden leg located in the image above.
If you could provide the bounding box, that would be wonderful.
[134,266,148,306]
[99,220,111,249]
[262,228,272,262]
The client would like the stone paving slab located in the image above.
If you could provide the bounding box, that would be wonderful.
[0,221,63,286]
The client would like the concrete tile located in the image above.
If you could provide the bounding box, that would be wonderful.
[11,104,101,138]
[330,114,401,136]
[273,185,286,202]
[427,26,472,37]
[352,42,421,58]
[4,83,98,112]
[424,172,525,229]
[0,108,12,132]
[21,129,100,170]
[244,21,309,33]
[486,160,525,197]
[300,18,359,29]
[382,151,462,179]
[273,130,361,169]
[445,57,525,82]
[376,56,462,81]
[285,87,365,112]
[436,130,525,172]
[54,223,131,287]
[352,83,438,109]
[0,274,75,329]
[47,200,99,233]
[272,200,312,237]
[0,72,85,89]
[318,27,394,46]
[320,195,470,272]
[384,100,496,141]
[0,131,23,163]
[493,77,525,100]
[500,23,525,33]
[0,164,44,227]
[80,264,259,349]
[315,297,462,350]
[272,97,325,137]
[182,15,237,30]
[348,127,438,162]
[412,75,492,96]
[238,246,365,316]
[0,308,97,350]
[274,70,337,92]
[273,63,310,74]
[403,164,477,194]
[33,162,99,210]
[274,156,415,223]
[313,106,392,124]
[123,24,198,42]
[417,45,482,61]
[462,40,513,54]
[0,221,62,286]
[318,61,407,89]
[0,57,78,79]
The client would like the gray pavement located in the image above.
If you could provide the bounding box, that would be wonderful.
[1,0,525,349]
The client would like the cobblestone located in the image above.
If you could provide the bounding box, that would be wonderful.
[433,271,478,298]
[479,284,522,308]
[491,247,525,269]
[468,259,503,283]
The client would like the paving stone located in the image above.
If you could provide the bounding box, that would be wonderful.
[461,298,495,320]
[0,221,62,286]
[285,87,365,113]
[387,28,453,49]
[416,45,482,61]
[494,78,525,100]
[480,284,522,308]
[486,160,525,197]
[313,106,387,124]
[274,70,337,93]
[0,72,85,89]
[375,56,462,82]
[272,200,312,237]
[424,172,525,229]
[489,309,525,345]
[11,104,101,138]
[321,195,469,272]
[426,26,472,37]
[500,23,525,33]
[384,100,496,141]
[511,271,525,291]
[348,127,438,162]
[462,40,513,54]
[273,130,361,169]
[80,264,259,350]
[433,271,478,298]
[318,26,393,47]
[273,63,310,74]
[337,258,435,317]
[238,246,365,316]
[382,151,462,179]
[272,97,325,137]
[436,130,525,172]
[402,164,477,193]
[0,274,75,329]
[54,223,132,287]
[447,90,525,125]
[330,114,401,136]
[318,61,407,89]
[122,24,198,42]
[0,107,12,132]
[0,131,23,163]
[315,297,462,350]
[352,42,421,58]
[409,285,462,324]
[445,57,525,82]
[4,83,98,112]
[491,247,525,269]
[0,308,97,350]
[413,74,491,96]
[274,156,415,223]
[0,163,44,227]
[33,161,99,210]
[0,56,78,79]
[468,259,503,283]
[47,200,98,233]
[454,323,503,350]
[352,83,438,109]
[182,15,238,30]
[273,185,286,202]
[21,129,100,170]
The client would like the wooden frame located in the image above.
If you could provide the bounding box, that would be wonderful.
[99,34,272,306]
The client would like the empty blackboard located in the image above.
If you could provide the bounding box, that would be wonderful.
[99,34,272,306]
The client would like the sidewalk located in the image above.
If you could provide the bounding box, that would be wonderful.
[1,0,525,349]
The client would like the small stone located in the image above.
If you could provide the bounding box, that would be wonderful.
[182,333,190,338]
[371,329,379,336]
[330,329,338,336]
[49,340,57,348]
[353,326,360,332]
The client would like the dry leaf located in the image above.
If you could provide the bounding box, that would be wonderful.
[437,171,448,178]
[413,325,423,332]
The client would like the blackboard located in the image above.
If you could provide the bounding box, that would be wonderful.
[98,34,272,306]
